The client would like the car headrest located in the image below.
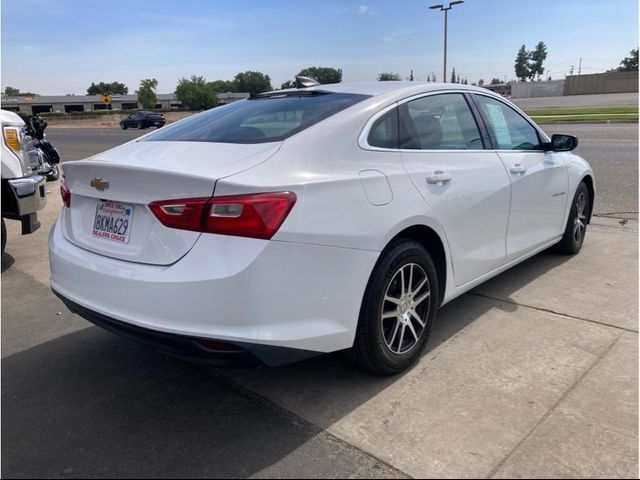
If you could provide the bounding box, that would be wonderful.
[413,115,442,149]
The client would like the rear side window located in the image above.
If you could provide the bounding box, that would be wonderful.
[473,95,542,150]
[400,93,483,150]
[368,108,398,148]
[144,92,369,144]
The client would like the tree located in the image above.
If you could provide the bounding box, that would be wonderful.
[280,80,296,89]
[490,78,502,84]
[450,67,456,83]
[87,81,128,95]
[297,67,342,84]
[233,71,272,95]
[478,79,485,86]
[529,41,548,80]
[136,78,158,109]
[3,86,37,97]
[378,72,402,81]
[409,70,414,81]
[175,75,219,110]
[515,45,529,81]
[208,80,236,93]
[617,48,639,71]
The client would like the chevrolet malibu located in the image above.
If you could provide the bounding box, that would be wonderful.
[49,81,594,375]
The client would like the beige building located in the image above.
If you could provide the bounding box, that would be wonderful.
[1,92,249,115]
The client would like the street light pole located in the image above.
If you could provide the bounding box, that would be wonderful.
[429,1,464,83]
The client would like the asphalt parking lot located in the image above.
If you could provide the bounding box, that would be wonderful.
[2,125,638,478]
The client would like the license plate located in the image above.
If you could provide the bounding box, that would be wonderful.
[154,122,160,125]
[92,201,133,243]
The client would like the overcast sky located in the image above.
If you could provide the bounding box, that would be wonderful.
[1,0,637,95]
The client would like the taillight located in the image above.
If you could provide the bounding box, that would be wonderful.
[149,192,296,240]
[148,197,209,232]
[60,182,71,208]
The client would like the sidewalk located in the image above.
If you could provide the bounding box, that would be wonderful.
[223,217,638,478]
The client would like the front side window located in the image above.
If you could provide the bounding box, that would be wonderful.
[144,92,369,144]
[400,93,483,150]
[473,95,542,150]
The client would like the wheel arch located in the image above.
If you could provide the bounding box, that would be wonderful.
[581,174,595,223]
[384,224,448,306]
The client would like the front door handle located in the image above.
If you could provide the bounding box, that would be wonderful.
[426,171,452,185]
[510,164,527,175]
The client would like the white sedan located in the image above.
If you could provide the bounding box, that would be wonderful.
[49,81,594,375]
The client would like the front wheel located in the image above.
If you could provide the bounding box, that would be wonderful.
[138,121,145,129]
[46,164,60,181]
[554,182,590,255]
[121,123,127,130]
[348,240,438,375]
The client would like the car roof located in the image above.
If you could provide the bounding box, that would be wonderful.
[276,81,491,97]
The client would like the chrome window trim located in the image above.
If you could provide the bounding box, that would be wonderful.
[358,88,551,154]
[358,89,493,153]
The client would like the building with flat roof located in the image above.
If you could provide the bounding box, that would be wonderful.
[0,92,249,115]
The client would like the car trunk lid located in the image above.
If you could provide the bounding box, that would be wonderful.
[61,140,281,265]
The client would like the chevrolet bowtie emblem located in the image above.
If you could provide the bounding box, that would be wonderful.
[90,177,109,191]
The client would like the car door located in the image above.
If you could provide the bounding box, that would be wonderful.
[399,92,511,286]
[126,113,137,127]
[471,94,569,260]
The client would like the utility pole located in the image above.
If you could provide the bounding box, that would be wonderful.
[429,1,464,83]
[569,65,575,76]
[578,57,582,75]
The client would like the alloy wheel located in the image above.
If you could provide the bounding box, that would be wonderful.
[573,192,587,244]
[380,263,431,355]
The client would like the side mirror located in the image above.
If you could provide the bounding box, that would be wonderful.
[544,134,578,152]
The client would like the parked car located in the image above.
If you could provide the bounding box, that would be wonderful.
[1,109,47,253]
[120,111,166,130]
[49,81,594,375]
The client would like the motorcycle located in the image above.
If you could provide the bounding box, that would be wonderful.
[21,114,61,181]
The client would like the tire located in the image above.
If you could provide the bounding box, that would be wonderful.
[121,123,127,130]
[138,121,145,130]
[2,219,6,254]
[46,164,60,181]
[348,239,439,375]
[554,182,590,255]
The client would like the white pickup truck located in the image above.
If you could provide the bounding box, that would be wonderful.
[1,109,47,253]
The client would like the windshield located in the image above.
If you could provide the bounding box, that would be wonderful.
[143,92,369,144]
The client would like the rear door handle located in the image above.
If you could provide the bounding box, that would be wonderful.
[426,171,452,185]
[510,164,527,175]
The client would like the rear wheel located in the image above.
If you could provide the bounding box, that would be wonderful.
[121,123,128,130]
[554,182,590,254]
[348,239,438,375]
[2,219,6,254]
[138,121,145,129]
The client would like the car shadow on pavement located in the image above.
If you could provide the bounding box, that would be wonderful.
[1,249,572,478]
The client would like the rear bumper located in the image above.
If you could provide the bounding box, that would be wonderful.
[3,175,47,234]
[53,290,318,367]
[49,214,378,359]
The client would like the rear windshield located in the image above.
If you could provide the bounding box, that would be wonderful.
[143,92,369,144]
